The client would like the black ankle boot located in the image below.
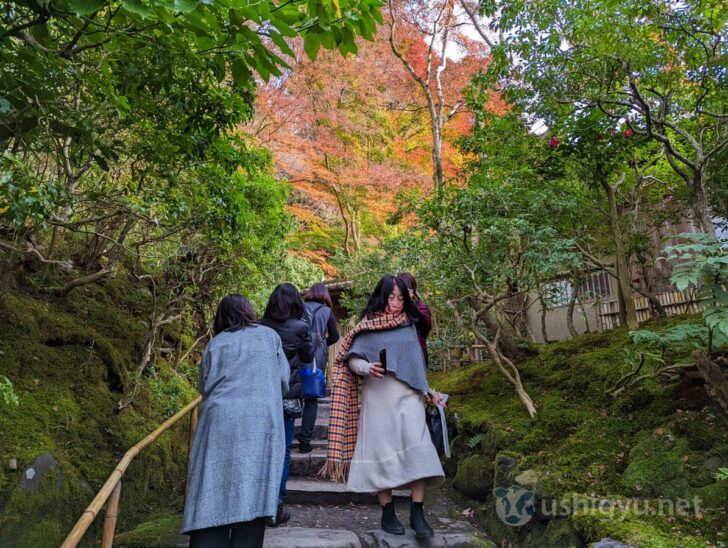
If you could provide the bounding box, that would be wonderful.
[410,501,434,538]
[380,502,405,535]
[265,503,290,528]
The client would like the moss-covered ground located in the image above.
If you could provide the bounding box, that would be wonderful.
[0,278,198,547]
[430,315,727,547]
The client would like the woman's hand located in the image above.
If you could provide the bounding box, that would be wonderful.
[369,362,385,378]
[429,390,447,408]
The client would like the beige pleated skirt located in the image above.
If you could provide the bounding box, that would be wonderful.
[346,373,445,493]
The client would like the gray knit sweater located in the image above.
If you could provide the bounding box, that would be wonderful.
[344,323,429,393]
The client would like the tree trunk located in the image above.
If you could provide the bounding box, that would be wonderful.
[694,352,728,421]
[601,178,639,329]
[472,305,537,418]
[53,267,113,296]
[566,289,578,337]
[692,171,715,235]
[632,285,667,318]
[577,296,592,333]
[539,294,550,342]
[616,276,629,327]
[431,122,444,192]
[482,336,537,418]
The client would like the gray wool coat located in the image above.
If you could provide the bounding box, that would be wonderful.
[181,325,290,533]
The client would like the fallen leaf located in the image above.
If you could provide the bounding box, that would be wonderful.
[681,455,689,462]
[655,427,664,436]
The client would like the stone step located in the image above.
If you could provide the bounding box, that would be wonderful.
[292,439,328,450]
[289,448,327,477]
[317,403,331,421]
[292,401,331,421]
[294,419,329,441]
[285,478,410,506]
[296,404,331,425]
[360,528,492,548]
[172,527,361,548]
[264,527,360,548]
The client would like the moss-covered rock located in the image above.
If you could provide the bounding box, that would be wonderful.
[572,508,708,548]
[453,454,493,501]
[695,480,728,510]
[431,313,725,547]
[114,513,184,547]
[621,429,711,498]
[542,518,582,547]
[0,282,197,546]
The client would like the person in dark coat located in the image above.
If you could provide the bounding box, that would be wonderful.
[297,283,340,453]
[397,273,432,364]
[260,283,314,526]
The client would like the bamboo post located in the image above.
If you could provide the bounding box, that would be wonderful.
[101,480,121,548]
[62,395,202,548]
[185,405,200,498]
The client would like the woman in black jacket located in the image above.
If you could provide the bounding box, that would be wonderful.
[298,283,340,453]
[260,283,314,527]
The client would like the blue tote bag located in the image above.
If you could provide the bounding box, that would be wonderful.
[300,358,326,399]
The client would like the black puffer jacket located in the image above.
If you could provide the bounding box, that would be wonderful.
[260,317,314,399]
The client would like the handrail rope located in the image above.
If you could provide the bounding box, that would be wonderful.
[61,395,203,548]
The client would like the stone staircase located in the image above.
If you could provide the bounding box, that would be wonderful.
[287,397,409,506]
[116,396,491,547]
[277,398,489,547]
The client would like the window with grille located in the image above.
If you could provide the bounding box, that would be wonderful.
[575,271,612,301]
[542,279,573,307]
[542,271,613,308]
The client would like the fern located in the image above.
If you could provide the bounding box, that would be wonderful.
[467,433,488,449]
[1,376,19,406]
[660,233,728,348]
[715,468,728,481]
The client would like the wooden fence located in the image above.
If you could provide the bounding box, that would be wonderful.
[598,288,701,331]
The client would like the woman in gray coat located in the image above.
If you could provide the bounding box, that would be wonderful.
[182,295,290,548]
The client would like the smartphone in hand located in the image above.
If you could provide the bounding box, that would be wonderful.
[379,349,387,373]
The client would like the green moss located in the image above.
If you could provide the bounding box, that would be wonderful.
[0,469,92,547]
[114,512,184,547]
[572,508,708,548]
[695,480,728,509]
[453,454,493,501]
[621,429,710,498]
[542,519,581,547]
[18,519,64,548]
[0,282,197,546]
[434,313,725,546]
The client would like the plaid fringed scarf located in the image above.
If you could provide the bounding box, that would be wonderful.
[319,312,411,482]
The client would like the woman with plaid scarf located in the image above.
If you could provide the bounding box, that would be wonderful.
[321,275,446,538]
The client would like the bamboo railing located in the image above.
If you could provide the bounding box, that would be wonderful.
[61,395,202,548]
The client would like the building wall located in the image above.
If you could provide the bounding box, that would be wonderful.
[525,298,602,343]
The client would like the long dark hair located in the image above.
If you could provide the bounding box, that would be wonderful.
[360,275,420,321]
[213,294,258,335]
[396,272,419,301]
[264,283,305,321]
[305,282,334,309]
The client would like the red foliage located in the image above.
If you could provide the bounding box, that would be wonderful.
[246,12,501,265]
